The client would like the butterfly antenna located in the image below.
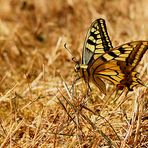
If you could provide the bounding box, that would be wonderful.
[64,43,78,64]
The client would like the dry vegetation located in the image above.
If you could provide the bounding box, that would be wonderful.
[0,0,147,147]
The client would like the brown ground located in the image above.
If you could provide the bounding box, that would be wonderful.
[0,0,147,147]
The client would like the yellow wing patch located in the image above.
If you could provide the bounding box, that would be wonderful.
[76,18,147,94]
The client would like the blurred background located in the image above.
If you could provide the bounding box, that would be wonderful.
[0,0,147,147]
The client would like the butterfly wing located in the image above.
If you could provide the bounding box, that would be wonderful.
[82,18,113,66]
[90,41,148,94]
[93,61,124,94]
[115,41,147,90]
[121,41,148,70]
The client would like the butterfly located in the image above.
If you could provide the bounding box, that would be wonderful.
[75,18,147,95]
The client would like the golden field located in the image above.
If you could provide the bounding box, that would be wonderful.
[0,0,147,147]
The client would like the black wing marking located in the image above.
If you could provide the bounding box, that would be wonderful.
[82,18,113,65]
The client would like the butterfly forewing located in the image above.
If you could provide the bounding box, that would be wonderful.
[82,18,113,65]
[125,41,148,69]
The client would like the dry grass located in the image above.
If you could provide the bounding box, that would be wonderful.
[0,0,147,147]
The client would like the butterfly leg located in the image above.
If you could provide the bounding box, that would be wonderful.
[71,76,81,96]
[113,85,129,103]
[113,88,124,103]
[86,82,92,96]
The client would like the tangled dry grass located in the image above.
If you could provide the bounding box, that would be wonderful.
[0,0,147,147]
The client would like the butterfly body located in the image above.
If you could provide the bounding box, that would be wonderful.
[75,18,147,94]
